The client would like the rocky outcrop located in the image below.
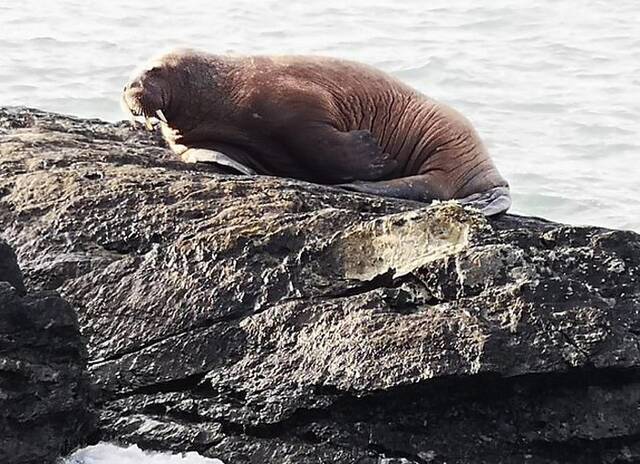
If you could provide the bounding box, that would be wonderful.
[0,240,95,464]
[0,240,26,295]
[1,106,640,463]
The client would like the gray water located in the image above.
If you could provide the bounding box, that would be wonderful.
[2,0,639,230]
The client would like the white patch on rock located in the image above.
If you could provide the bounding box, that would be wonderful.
[62,442,224,464]
[333,203,478,281]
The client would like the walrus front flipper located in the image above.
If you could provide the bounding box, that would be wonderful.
[456,186,512,216]
[181,148,256,175]
[339,178,511,216]
[287,125,397,182]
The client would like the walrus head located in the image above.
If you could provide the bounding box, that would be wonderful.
[123,50,240,134]
[122,62,171,130]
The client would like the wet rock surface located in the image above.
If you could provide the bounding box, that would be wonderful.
[1,107,640,463]
[0,240,95,463]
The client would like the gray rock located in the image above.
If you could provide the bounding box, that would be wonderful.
[1,106,640,463]
[0,240,26,295]
[0,246,95,463]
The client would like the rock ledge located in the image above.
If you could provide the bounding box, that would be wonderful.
[1,107,639,463]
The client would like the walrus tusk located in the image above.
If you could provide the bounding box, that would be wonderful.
[144,116,154,130]
[155,109,167,123]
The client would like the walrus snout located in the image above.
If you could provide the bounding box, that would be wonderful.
[122,72,168,129]
[123,91,146,116]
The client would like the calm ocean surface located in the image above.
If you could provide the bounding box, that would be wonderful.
[0,1,638,462]
[2,0,639,231]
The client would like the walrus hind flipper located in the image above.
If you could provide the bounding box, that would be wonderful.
[456,186,512,216]
[181,148,256,175]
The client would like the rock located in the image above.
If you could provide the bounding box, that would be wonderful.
[1,106,640,463]
[0,241,95,463]
[0,240,26,295]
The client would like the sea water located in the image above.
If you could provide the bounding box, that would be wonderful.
[2,0,639,231]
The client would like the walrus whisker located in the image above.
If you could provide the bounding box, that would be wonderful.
[119,95,137,127]
[127,114,153,130]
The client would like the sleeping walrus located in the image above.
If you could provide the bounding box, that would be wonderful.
[122,49,511,215]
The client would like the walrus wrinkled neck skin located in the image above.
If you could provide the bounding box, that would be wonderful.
[123,49,512,216]
[165,56,241,130]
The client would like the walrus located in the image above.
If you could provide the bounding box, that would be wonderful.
[122,49,511,215]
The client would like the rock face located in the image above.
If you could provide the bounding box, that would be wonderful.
[1,106,640,463]
[0,241,26,295]
[0,240,95,464]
